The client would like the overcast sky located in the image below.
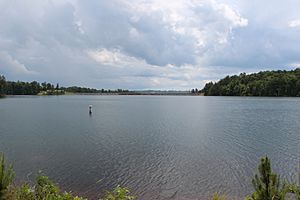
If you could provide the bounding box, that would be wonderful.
[0,0,300,89]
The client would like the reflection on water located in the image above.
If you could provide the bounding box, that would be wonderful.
[0,96,300,199]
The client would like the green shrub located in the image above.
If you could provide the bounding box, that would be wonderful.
[15,184,35,200]
[4,152,300,200]
[0,153,15,199]
[101,186,135,200]
[0,153,137,200]
[211,193,227,200]
[14,173,87,200]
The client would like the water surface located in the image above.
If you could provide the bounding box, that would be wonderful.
[0,96,300,199]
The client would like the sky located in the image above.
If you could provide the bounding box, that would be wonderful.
[0,0,300,90]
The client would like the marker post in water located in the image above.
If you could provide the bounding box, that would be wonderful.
[89,105,92,115]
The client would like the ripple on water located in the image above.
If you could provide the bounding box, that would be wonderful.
[1,96,300,199]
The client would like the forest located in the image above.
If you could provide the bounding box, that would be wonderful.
[0,75,128,96]
[201,69,300,96]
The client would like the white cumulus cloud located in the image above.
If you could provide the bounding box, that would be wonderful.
[288,19,300,27]
[0,0,300,89]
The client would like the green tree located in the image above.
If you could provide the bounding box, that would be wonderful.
[201,69,300,97]
[0,75,6,96]
[247,156,287,200]
[46,83,54,90]
[101,186,135,200]
[41,82,47,91]
[0,153,15,199]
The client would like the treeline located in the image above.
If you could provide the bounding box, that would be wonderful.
[191,88,201,94]
[63,86,129,94]
[0,75,63,95]
[202,68,300,96]
[0,75,129,96]
[1,152,300,200]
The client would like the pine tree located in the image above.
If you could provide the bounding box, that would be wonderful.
[247,156,287,200]
[0,153,15,199]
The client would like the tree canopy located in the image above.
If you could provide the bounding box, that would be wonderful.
[0,75,129,96]
[202,69,300,96]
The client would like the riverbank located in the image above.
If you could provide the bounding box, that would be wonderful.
[1,153,300,200]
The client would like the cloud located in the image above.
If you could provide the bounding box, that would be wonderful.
[0,0,300,89]
[288,19,300,27]
[86,48,244,89]
[118,0,248,66]
[0,52,38,75]
[87,48,144,67]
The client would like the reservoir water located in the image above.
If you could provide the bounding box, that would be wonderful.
[0,95,300,199]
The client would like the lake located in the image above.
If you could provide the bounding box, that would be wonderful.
[0,95,300,199]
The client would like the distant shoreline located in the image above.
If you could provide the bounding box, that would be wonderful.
[5,93,300,97]
[69,92,203,96]
[2,92,204,97]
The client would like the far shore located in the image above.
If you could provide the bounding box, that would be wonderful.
[3,92,204,97]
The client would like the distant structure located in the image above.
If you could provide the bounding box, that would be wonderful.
[89,105,92,115]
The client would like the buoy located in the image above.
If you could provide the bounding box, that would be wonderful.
[89,105,92,114]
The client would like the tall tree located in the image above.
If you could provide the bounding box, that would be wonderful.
[246,156,287,200]
[0,75,6,96]
[0,153,15,199]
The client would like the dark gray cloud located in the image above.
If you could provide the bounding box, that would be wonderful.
[0,0,299,89]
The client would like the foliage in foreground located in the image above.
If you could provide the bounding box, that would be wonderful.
[209,155,300,200]
[246,157,288,200]
[211,193,227,200]
[0,154,15,199]
[0,153,135,200]
[2,152,300,200]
